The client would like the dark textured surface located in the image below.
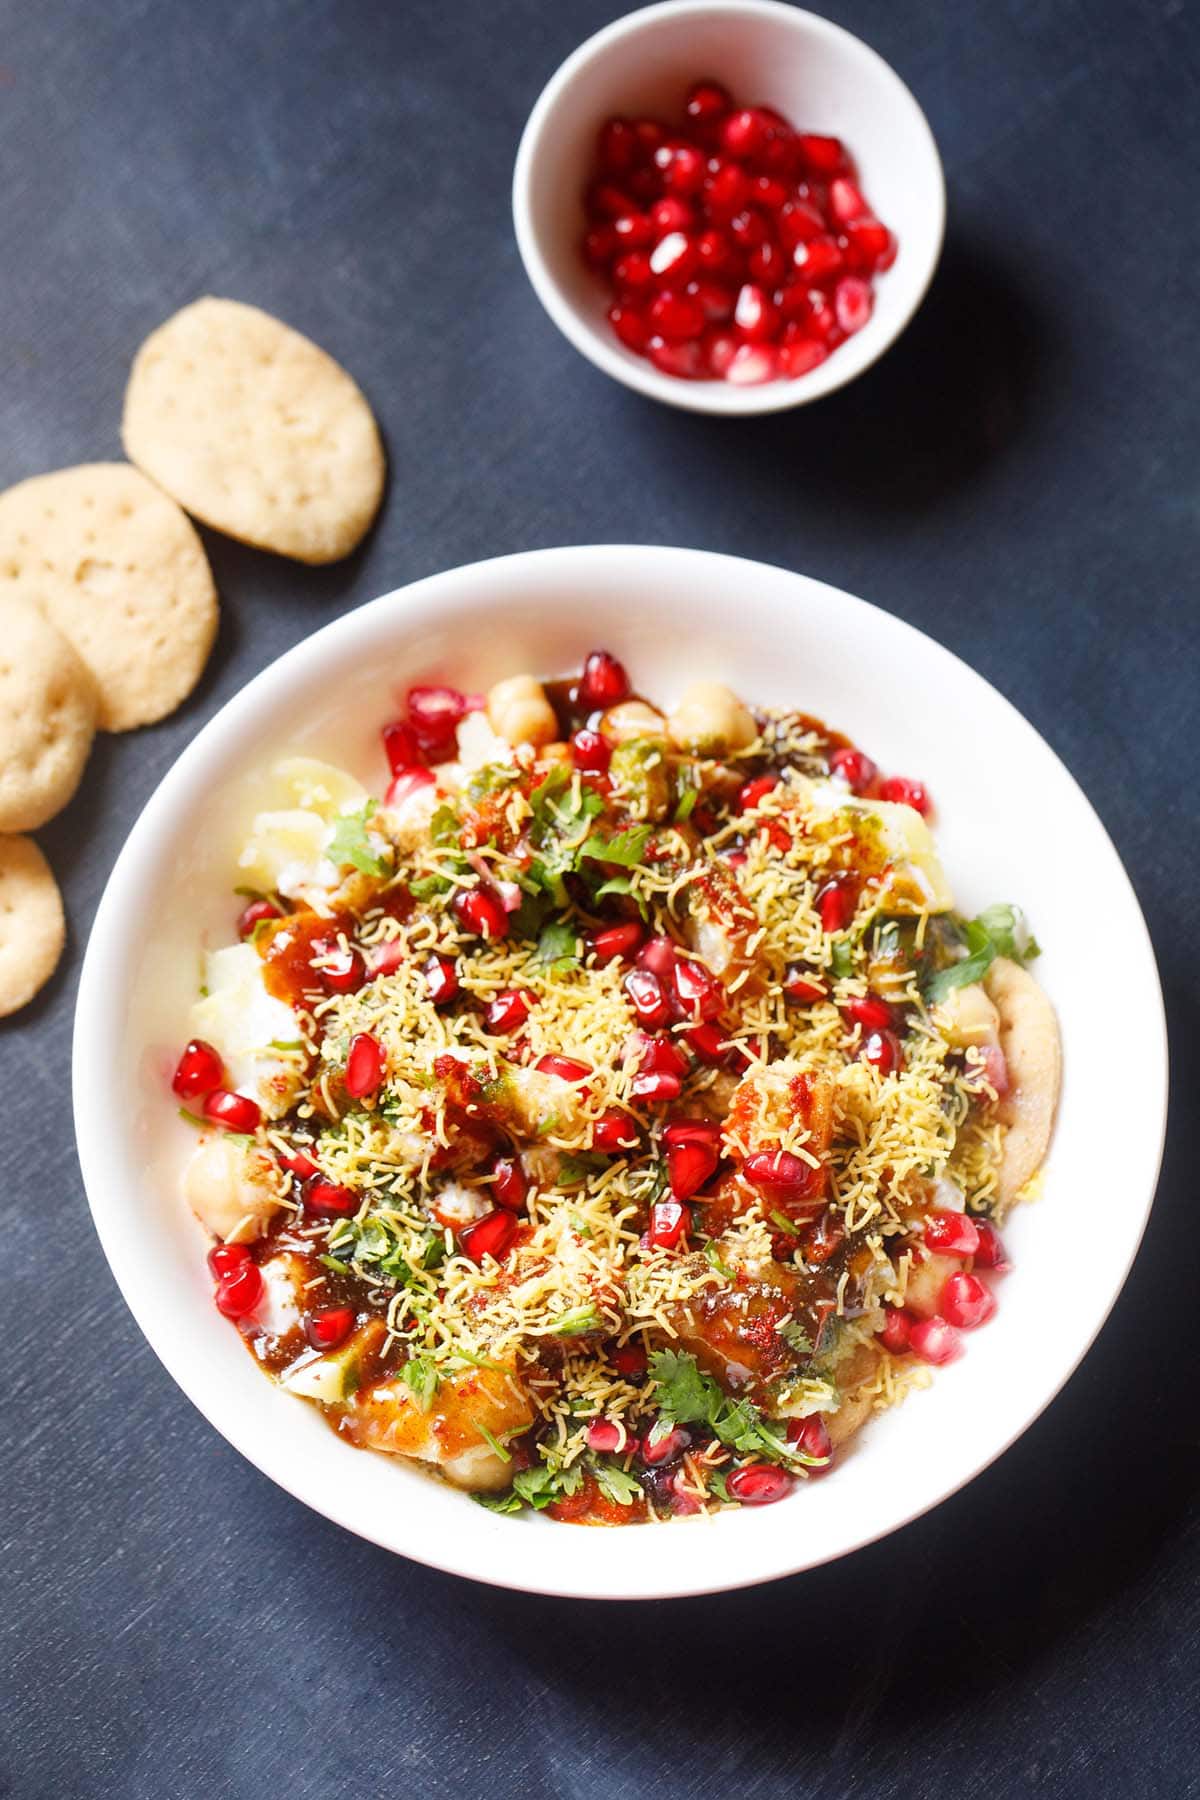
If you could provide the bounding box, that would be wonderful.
[2,1,1197,1795]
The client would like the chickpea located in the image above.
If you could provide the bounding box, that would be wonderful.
[599,699,667,745]
[486,673,558,748]
[667,681,757,754]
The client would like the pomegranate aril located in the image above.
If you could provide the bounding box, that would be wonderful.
[238,897,281,939]
[305,1179,358,1217]
[610,1342,647,1377]
[587,179,636,221]
[648,1198,690,1248]
[536,1053,592,1084]
[797,133,847,174]
[673,957,723,1021]
[593,1110,640,1154]
[702,326,739,377]
[734,280,779,339]
[650,195,694,237]
[345,1031,385,1100]
[382,719,421,775]
[878,776,931,815]
[648,335,705,378]
[630,1070,682,1104]
[843,216,894,271]
[778,337,829,378]
[688,277,736,322]
[660,143,707,194]
[648,289,706,342]
[667,1138,719,1201]
[460,1209,517,1264]
[792,235,844,282]
[642,1423,690,1466]
[973,1220,1012,1272]
[636,1031,690,1077]
[743,1147,821,1205]
[685,1021,731,1065]
[491,1157,528,1213]
[878,1305,915,1355]
[719,107,773,160]
[726,343,778,384]
[924,1210,981,1258]
[777,199,826,248]
[829,746,877,793]
[685,80,732,130]
[592,921,644,963]
[385,766,436,811]
[454,886,508,941]
[207,1242,250,1281]
[613,210,654,250]
[829,176,868,225]
[648,229,697,282]
[835,275,873,335]
[803,1208,845,1264]
[783,964,827,1005]
[314,941,366,993]
[608,302,649,354]
[703,162,750,219]
[571,727,612,772]
[579,648,630,709]
[305,1307,355,1352]
[726,1463,793,1506]
[484,988,534,1033]
[695,226,738,276]
[909,1315,963,1366]
[613,250,655,294]
[583,225,618,270]
[738,772,779,812]
[598,115,639,173]
[787,1415,833,1466]
[817,879,854,934]
[624,968,672,1029]
[863,1029,902,1075]
[846,994,895,1033]
[202,1088,261,1133]
[172,1037,224,1101]
[746,239,785,285]
[586,1417,628,1455]
[280,1147,319,1180]
[940,1271,997,1331]
[423,953,460,1007]
[407,686,467,759]
[728,208,770,251]
[635,935,678,980]
[214,1262,263,1321]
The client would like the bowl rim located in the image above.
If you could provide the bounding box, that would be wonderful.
[511,0,948,416]
[72,545,1169,1598]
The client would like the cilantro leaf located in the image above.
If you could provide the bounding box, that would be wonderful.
[535,919,580,970]
[548,1305,602,1337]
[511,1461,583,1511]
[591,1462,643,1506]
[472,1490,524,1514]
[778,1319,814,1356]
[923,903,1040,1004]
[829,941,856,980]
[475,1423,513,1464]
[402,1357,440,1412]
[579,824,652,869]
[673,782,699,823]
[327,801,391,879]
[648,1348,720,1426]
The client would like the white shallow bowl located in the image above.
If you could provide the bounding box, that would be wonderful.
[513,0,946,415]
[74,546,1166,1600]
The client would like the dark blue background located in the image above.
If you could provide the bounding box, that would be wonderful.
[3,2,1196,1795]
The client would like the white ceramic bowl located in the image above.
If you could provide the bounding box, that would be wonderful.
[512,1,946,415]
[74,546,1166,1599]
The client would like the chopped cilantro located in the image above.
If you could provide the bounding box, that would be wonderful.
[318,1254,350,1275]
[769,1209,800,1236]
[591,1462,643,1506]
[549,1305,602,1337]
[475,1423,513,1464]
[648,1348,803,1468]
[704,1241,734,1279]
[327,801,392,879]
[579,824,652,869]
[535,919,580,970]
[473,1490,524,1514]
[409,872,453,901]
[401,1357,440,1412]
[778,1319,814,1356]
[829,940,856,980]
[923,903,1040,1004]
[673,781,699,823]
[428,803,460,846]
[510,1461,584,1511]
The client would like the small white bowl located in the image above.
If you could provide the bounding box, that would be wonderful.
[513,0,946,414]
[73,546,1167,1600]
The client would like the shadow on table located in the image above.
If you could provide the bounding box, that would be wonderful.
[628,230,1055,523]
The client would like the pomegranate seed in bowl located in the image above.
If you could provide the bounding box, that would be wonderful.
[579,80,896,389]
[172,1037,224,1101]
[940,1271,997,1330]
[726,1463,794,1505]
